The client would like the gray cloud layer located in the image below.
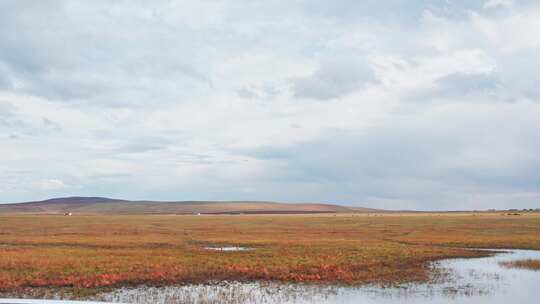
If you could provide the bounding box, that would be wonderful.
[1,0,539,209]
[292,59,378,100]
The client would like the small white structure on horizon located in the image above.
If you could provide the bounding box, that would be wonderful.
[64,212,73,216]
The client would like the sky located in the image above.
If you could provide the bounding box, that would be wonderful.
[1,0,540,210]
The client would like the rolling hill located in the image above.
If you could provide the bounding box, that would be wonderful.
[0,197,376,214]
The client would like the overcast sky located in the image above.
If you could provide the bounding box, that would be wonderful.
[1,0,539,209]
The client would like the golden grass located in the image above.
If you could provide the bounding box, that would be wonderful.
[0,212,539,291]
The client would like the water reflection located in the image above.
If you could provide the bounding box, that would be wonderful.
[93,249,540,304]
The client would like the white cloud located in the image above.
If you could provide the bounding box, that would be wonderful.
[484,0,514,9]
[35,179,68,191]
[0,1,539,209]
[292,58,379,100]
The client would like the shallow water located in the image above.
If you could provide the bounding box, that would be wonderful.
[93,249,540,304]
[3,249,539,304]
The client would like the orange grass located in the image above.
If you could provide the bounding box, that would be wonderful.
[0,213,539,291]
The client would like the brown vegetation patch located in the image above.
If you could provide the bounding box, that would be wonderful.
[500,259,540,270]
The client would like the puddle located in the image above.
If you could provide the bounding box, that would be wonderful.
[204,246,253,252]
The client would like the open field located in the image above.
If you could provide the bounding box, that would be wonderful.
[0,212,539,294]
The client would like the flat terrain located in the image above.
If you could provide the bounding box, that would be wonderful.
[0,212,539,293]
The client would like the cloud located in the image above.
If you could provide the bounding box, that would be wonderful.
[1,1,540,210]
[116,135,177,154]
[0,1,213,107]
[35,179,69,191]
[292,59,378,100]
[0,100,17,117]
[409,71,500,102]
[240,99,540,209]
[484,0,514,9]
[435,72,499,94]
[237,84,281,100]
[0,100,25,129]
[0,99,63,137]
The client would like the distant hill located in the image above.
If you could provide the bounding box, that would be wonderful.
[0,197,376,215]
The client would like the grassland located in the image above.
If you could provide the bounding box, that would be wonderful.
[500,259,540,270]
[0,212,539,293]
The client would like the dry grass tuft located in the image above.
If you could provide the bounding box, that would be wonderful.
[500,259,540,270]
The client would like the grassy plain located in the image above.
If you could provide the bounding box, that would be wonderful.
[0,212,539,292]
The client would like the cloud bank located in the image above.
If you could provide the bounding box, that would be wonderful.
[1,0,539,210]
